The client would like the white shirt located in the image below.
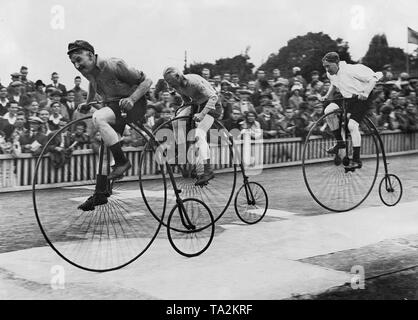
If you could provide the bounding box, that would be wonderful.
[3,112,16,125]
[327,61,383,98]
[0,98,9,107]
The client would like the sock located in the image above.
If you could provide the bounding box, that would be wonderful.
[204,162,212,174]
[109,142,127,166]
[333,129,343,143]
[353,147,361,162]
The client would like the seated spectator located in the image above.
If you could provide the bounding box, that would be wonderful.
[19,116,48,155]
[309,102,328,136]
[0,115,14,140]
[293,102,312,141]
[11,111,27,140]
[277,108,296,137]
[271,83,284,112]
[372,89,386,114]
[48,101,64,131]
[0,130,21,157]
[153,91,172,113]
[47,89,69,119]
[143,105,157,131]
[25,100,40,118]
[377,105,394,130]
[403,103,418,132]
[72,104,95,137]
[33,80,48,107]
[38,108,52,135]
[222,108,242,133]
[153,107,174,131]
[7,81,31,109]
[20,66,35,94]
[46,118,74,168]
[0,130,11,154]
[306,80,323,100]
[71,76,88,107]
[240,111,262,140]
[289,85,304,110]
[46,72,67,97]
[63,90,77,120]
[91,130,102,155]
[234,89,256,116]
[0,86,9,116]
[307,70,324,92]
[256,92,273,114]
[289,67,307,90]
[70,120,90,148]
[120,127,136,147]
[2,100,20,125]
[257,103,278,139]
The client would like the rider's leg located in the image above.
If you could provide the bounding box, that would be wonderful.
[348,118,361,165]
[194,114,215,185]
[324,103,346,154]
[92,107,131,180]
[172,107,191,165]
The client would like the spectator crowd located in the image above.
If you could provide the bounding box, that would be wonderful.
[1,63,418,159]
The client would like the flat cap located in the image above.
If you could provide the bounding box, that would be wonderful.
[67,40,95,55]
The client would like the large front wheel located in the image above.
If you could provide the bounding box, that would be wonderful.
[167,198,215,257]
[302,111,379,212]
[139,116,237,230]
[32,117,163,272]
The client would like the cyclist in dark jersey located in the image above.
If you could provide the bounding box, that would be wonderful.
[67,40,152,210]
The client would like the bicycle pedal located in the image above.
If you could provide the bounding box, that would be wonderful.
[344,166,356,173]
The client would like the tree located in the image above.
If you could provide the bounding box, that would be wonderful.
[187,52,255,82]
[362,34,407,73]
[258,32,354,80]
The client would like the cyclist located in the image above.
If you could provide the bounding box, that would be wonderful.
[67,40,152,210]
[163,67,221,186]
[320,52,382,169]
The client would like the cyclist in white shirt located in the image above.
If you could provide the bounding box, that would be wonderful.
[320,52,382,169]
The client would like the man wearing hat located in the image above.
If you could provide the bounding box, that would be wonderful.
[67,39,152,210]
[321,51,383,169]
[7,81,31,109]
[33,80,48,106]
[70,76,88,107]
[20,66,35,94]
[0,86,9,116]
[19,116,47,155]
[46,72,67,97]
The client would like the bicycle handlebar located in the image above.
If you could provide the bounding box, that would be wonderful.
[322,95,360,103]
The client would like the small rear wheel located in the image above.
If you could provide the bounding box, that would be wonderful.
[167,198,215,257]
[234,182,268,224]
[379,174,403,207]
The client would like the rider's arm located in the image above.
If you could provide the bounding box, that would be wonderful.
[86,82,97,104]
[323,84,336,100]
[130,77,152,103]
[115,59,152,102]
[200,93,218,116]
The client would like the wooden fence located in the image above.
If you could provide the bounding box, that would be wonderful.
[1,130,417,192]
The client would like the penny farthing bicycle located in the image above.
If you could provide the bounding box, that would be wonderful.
[138,103,269,256]
[302,97,403,212]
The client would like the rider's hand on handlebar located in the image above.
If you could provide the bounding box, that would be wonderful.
[77,102,91,114]
[357,93,368,101]
[119,97,135,112]
[193,112,205,122]
[318,96,326,102]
